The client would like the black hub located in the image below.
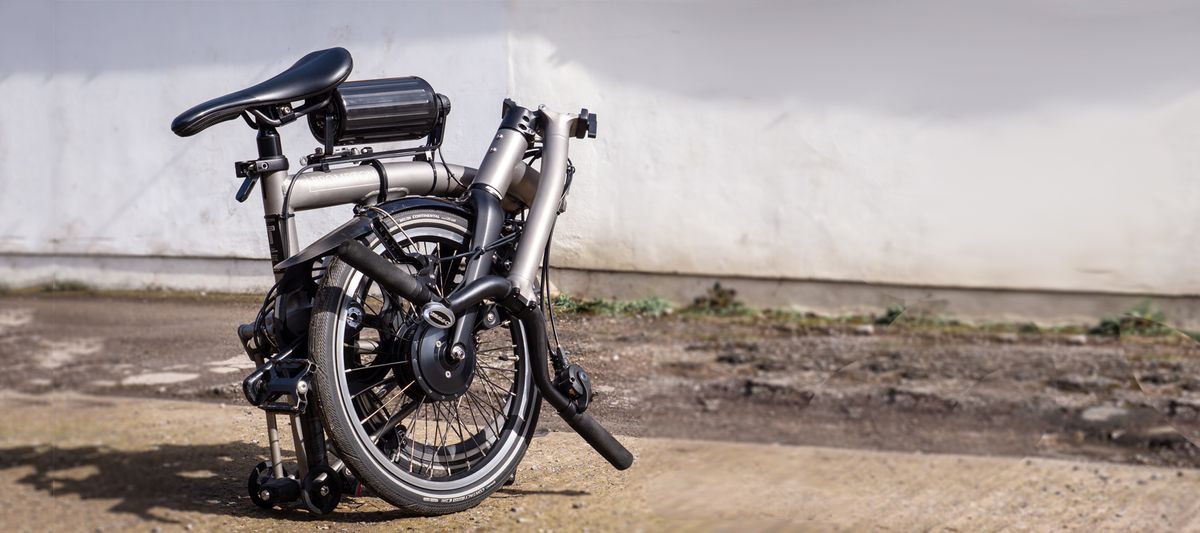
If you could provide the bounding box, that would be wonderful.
[401,323,476,401]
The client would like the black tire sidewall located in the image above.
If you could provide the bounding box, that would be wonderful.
[309,208,540,515]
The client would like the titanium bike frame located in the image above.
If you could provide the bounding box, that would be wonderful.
[258,102,576,303]
[248,101,631,478]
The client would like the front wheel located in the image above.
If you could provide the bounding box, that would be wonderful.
[309,208,540,515]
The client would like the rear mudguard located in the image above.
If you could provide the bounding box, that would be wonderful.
[273,196,469,280]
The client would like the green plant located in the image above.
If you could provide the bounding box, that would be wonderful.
[1089,301,1172,337]
[551,293,673,317]
[1017,322,1041,334]
[685,283,752,316]
[40,279,93,293]
[875,304,905,325]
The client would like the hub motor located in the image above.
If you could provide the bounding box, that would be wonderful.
[398,323,476,401]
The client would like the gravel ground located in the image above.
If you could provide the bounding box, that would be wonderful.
[3,392,1198,531]
[2,292,1200,529]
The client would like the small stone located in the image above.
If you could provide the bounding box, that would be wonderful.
[853,324,875,336]
[700,398,721,412]
[510,506,523,513]
[517,517,531,524]
[1066,334,1087,346]
[572,501,586,509]
[1081,405,1128,423]
[612,354,620,362]
[994,333,1018,344]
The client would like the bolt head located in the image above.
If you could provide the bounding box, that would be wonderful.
[444,370,452,379]
[259,489,271,501]
[319,485,330,497]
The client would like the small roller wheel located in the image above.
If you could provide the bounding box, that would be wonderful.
[301,465,342,515]
[247,461,276,509]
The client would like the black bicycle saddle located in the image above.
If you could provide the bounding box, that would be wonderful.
[171,47,353,137]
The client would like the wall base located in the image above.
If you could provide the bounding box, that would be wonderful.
[4,254,1198,329]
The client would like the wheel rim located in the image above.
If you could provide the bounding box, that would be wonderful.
[329,220,535,496]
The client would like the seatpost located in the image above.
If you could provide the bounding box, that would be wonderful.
[255,126,297,279]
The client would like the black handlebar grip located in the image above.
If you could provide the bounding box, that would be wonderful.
[336,240,435,306]
[566,411,634,470]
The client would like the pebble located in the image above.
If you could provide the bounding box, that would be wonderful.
[612,354,620,362]
[994,333,1018,344]
[701,398,721,412]
[853,324,875,336]
[1066,334,1088,346]
[572,501,586,509]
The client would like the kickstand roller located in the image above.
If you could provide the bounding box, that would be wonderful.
[238,323,345,514]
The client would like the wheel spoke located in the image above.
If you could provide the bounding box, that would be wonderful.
[477,364,516,374]
[330,225,531,486]
[350,377,394,400]
[358,380,414,424]
[370,397,420,441]
[345,360,408,374]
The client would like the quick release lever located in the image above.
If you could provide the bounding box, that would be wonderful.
[233,155,289,202]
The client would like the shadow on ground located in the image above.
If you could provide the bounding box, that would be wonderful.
[0,442,419,524]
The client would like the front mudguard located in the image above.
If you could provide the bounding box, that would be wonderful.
[273,196,470,282]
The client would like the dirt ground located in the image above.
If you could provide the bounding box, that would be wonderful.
[2,293,1200,530]
[3,392,1198,531]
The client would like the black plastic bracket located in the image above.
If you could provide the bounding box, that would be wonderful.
[573,109,597,139]
[234,155,290,202]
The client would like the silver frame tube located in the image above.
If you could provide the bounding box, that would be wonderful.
[259,101,582,305]
[281,161,540,213]
[506,108,577,300]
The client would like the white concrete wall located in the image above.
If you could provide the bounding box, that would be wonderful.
[0,0,509,263]
[511,1,1200,296]
[3,1,1200,299]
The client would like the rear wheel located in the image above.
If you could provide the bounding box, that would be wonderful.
[309,208,540,515]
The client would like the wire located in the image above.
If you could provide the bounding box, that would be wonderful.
[367,205,417,249]
[437,146,466,190]
[252,277,284,350]
[542,225,564,359]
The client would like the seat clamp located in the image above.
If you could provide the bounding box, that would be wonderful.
[235,155,290,179]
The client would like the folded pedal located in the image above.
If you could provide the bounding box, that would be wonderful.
[243,350,315,414]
